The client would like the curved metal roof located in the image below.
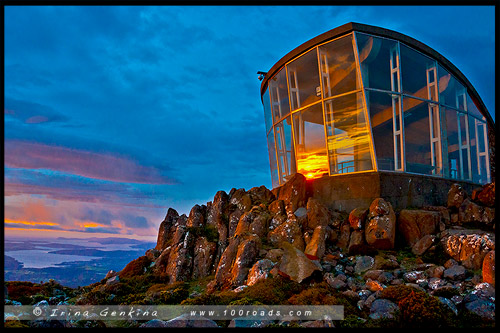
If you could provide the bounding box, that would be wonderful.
[260,22,494,127]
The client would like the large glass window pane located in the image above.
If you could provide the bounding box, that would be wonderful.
[292,103,328,179]
[468,115,479,183]
[356,33,399,92]
[269,68,290,122]
[324,92,373,174]
[444,108,470,180]
[474,120,490,184]
[267,129,279,189]
[263,89,272,134]
[318,34,360,98]
[400,44,438,101]
[366,90,404,171]
[287,48,321,110]
[274,116,296,184]
[404,97,442,175]
[467,93,486,121]
[438,64,466,111]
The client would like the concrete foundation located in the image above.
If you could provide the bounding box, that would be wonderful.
[306,171,479,213]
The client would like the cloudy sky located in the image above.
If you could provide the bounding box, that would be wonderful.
[4,5,495,240]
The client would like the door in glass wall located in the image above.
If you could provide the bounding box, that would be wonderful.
[274,116,296,184]
[324,92,373,174]
[292,103,328,179]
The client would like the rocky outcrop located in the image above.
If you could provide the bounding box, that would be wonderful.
[156,208,179,251]
[247,259,274,286]
[365,198,396,249]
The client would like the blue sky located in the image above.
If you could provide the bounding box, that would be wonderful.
[4,5,495,240]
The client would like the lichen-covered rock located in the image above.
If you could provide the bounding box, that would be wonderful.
[229,188,253,212]
[440,229,495,270]
[247,259,274,286]
[365,198,396,249]
[191,237,217,280]
[447,183,467,209]
[156,208,179,251]
[349,207,368,230]
[398,209,440,247]
[268,215,305,251]
[279,242,322,283]
[248,185,275,206]
[271,173,307,214]
[482,250,495,286]
[186,204,206,228]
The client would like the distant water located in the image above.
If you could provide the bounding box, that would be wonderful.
[5,237,150,269]
[5,249,101,269]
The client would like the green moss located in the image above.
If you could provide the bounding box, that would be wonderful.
[186,225,219,243]
[4,320,31,328]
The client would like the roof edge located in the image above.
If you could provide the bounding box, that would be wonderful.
[260,22,494,127]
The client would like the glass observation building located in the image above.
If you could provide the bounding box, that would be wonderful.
[260,22,494,189]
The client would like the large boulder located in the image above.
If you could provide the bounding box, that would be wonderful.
[156,208,179,251]
[398,209,440,247]
[279,242,322,283]
[304,226,327,260]
[365,198,396,249]
[337,222,351,250]
[272,173,307,214]
[440,229,495,270]
[482,250,495,286]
